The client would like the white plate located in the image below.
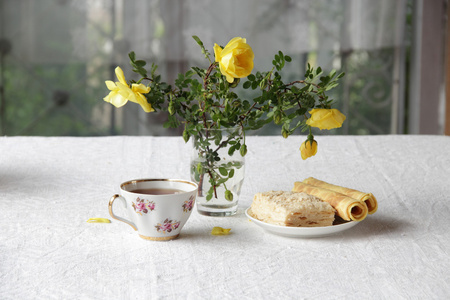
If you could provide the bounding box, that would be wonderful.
[245,207,360,238]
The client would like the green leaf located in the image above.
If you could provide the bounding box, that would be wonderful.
[320,76,330,85]
[225,190,233,201]
[329,69,336,79]
[128,51,136,61]
[196,162,203,174]
[219,167,228,176]
[240,144,247,156]
[134,60,146,67]
[228,146,236,156]
[192,35,203,46]
[183,130,190,143]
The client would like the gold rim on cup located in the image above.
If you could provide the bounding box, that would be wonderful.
[120,178,197,190]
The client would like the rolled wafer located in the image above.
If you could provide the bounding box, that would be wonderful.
[292,182,368,221]
[303,177,378,214]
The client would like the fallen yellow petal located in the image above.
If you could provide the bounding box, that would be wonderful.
[87,218,111,223]
[211,227,231,235]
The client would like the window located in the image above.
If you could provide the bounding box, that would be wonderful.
[0,0,446,136]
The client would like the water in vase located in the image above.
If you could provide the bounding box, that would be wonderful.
[190,158,245,216]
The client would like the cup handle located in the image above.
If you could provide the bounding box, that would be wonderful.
[108,194,137,231]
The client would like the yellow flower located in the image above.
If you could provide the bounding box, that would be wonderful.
[306,108,346,130]
[300,139,318,160]
[214,37,254,83]
[104,67,153,112]
[131,83,153,113]
[86,218,111,223]
[211,226,231,235]
[103,67,130,108]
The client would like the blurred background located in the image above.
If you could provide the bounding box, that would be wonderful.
[0,0,448,136]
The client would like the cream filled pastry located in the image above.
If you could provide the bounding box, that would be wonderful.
[250,191,335,227]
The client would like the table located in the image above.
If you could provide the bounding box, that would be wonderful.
[1,135,449,299]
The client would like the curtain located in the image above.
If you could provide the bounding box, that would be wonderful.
[0,0,407,136]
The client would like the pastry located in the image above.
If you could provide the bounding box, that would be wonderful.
[303,177,378,214]
[250,191,335,227]
[292,182,368,221]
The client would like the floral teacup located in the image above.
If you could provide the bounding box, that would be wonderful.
[109,179,197,241]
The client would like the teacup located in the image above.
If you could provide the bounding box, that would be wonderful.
[108,179,197,241]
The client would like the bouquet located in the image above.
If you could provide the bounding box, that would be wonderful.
[104,36,345,202]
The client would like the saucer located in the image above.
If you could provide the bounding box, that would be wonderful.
[245,207,360,238]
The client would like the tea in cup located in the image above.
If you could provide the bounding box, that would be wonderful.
[108,179,197,241]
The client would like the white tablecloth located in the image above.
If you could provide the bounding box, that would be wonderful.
[1,135,450,299]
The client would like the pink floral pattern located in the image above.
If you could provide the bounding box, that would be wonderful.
[182,195,195,212]
[155,218,180,234]
[132,197,155,215]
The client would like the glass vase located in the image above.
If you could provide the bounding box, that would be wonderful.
[190,126,245,216]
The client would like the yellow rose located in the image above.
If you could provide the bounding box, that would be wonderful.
[300,139,318,160]
[214,37,254,83]
[306,108,346,130]
[131,83,153,113]
[104,67,130,107]
[104,67,153,112]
